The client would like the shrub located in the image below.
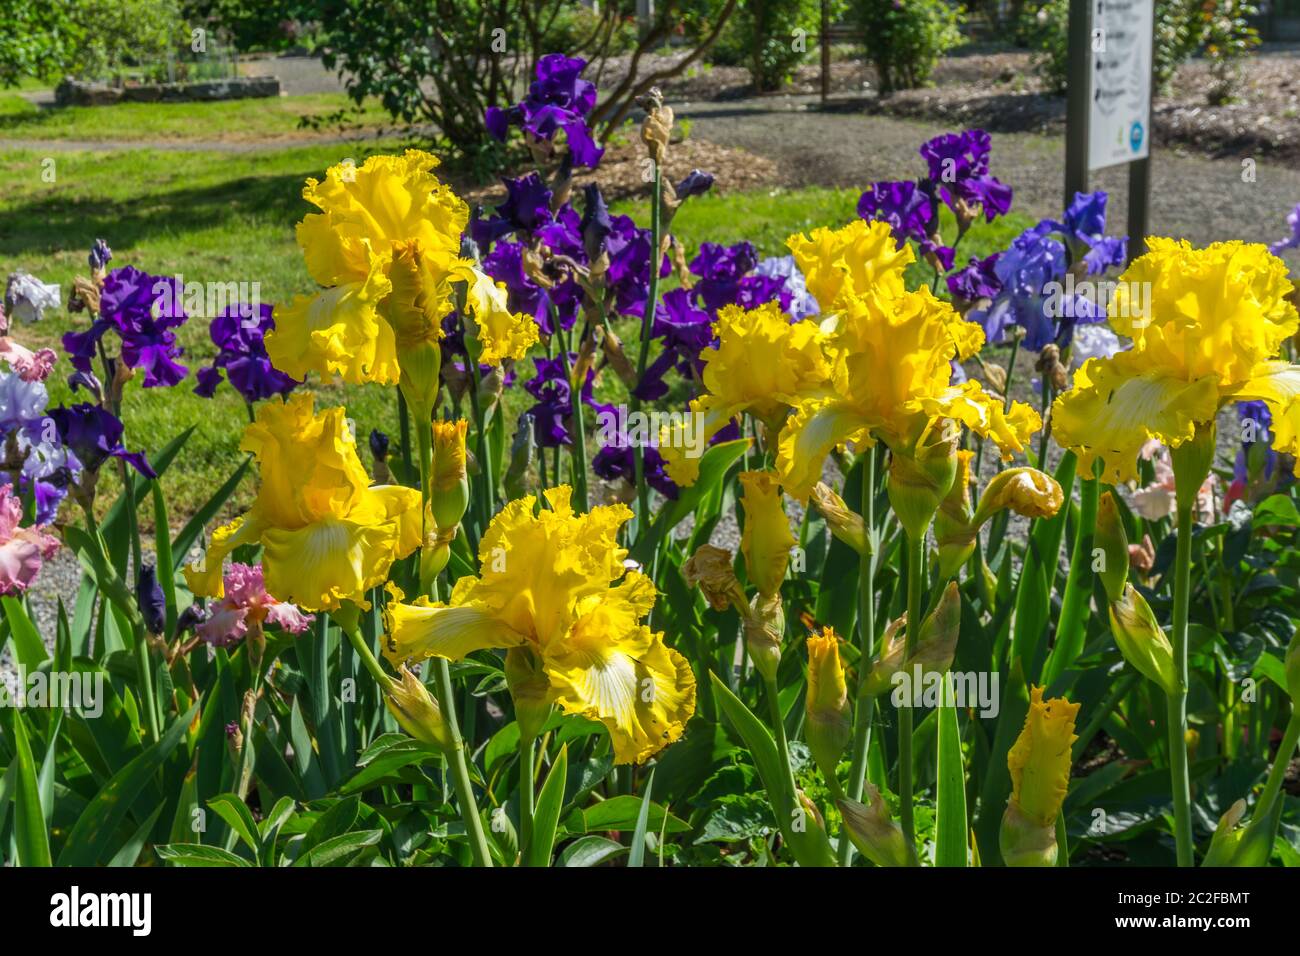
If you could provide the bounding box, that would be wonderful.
[713,0,839,91]
[854,0,965,95]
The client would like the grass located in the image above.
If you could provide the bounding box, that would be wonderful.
[1,97,1035,523]
[0,91,393,142]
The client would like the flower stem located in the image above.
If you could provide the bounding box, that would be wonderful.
[899,529,925,851]
[1167,498,1195,866]
[838,447,877,866]
[1241,707,1300,844]
[631,159,663,538]
[557,326,589,511]
[763,674,805,846]
[518,735,536,860]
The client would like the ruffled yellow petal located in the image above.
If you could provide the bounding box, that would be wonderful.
[1051,352,1222,484]
[240,393,371,528]
[923,380,1042,461]
[1110,238,1297,387]
[460,266,539,365]
[383,594,527,663]
[775,399,869,501]
[1231,360,1300,457]
[265,252,398,385]
[542,620,696,765]
[1007,686,1080,827]
[259,517,384,611]
[787,219,912,311]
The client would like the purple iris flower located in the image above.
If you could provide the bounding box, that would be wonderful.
[754,255,819,319]
[470,172,555,247]
[193,303,299,403]
[580,183,613,263]
[49,402,155,477]
[1039,191,1128,274]
[592,438,678,500]
[0,372,79,523]
[522,353,603,448]
[1268,203,1300,256]
[947,254,1002,303]
[485,55,604,169]
[858,180,934,245]
[604,214,669,318]
[63,266,188,388]
[634,288,715,401]
[136,562,166,634]
[1227,400,1294,507]
[968,227,1074,350]
[919,129,1013,223]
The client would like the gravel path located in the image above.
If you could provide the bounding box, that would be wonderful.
[675,93,1300,257]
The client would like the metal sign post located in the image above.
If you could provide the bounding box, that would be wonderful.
[1064,0,1154,260]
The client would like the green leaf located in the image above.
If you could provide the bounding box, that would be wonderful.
[935,673,968,867]
[525,743,568,867]
[57,701,199,866]
[294,829,383,867]
[558,835,628,867]
[155,843,251,867]
[627,768,656,868]
[207,793,262,856]
[565,795,690,835]
[1,596,47,670]
[8,710,51,866]
[107,805,164,868]
[151,480,178,636]
[709,673,835,867]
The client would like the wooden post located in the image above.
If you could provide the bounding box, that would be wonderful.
[820,0,830,106]
[1063,0,1091,205]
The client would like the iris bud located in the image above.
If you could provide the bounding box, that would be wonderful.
[384,665,452,753]
[743,592,784,682]
[739,470,794,599]
[1108,584,1180,696]
[1094,491,1129,604]
[1169,422,1217,511]
[838,785,915,867]
[805,628,851,781]
[430,419,470,532]
[810,481,868,555]
[933,450,976,580]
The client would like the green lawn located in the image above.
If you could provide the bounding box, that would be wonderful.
[0,91,393,141]
[1,100,1033,524]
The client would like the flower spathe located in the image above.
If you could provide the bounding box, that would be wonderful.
[1053,239,1300,484]
[266,150,538,387]
[183,392,423,612]
[382,486,696,764]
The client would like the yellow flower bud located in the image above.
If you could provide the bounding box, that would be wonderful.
[1202,799,1247,867]
[504,645,553,743]
[384,664,452,752]
[911,581,961,677]
[739,470,794,599]
[1094,491,1130,604]
[430,419,470,531]
[682,544,748,612]
[1007,686,1079,826]
[805,628,851,780]
[744,592,784,682]
[838,785,915,867]
[809,482,868,555]
[1001,686,1079,866]
[969,466,1064,529]
[1108,584,1179,696]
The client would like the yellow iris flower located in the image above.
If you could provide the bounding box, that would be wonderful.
[184,392,424,612]
[787,218,912,311]
[1007,686,1079,828]
[777,284,1041,500]
[382,486,696,764]
[266,150,537,387]
[1053,239,1300,484]
[660,301,831,486]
